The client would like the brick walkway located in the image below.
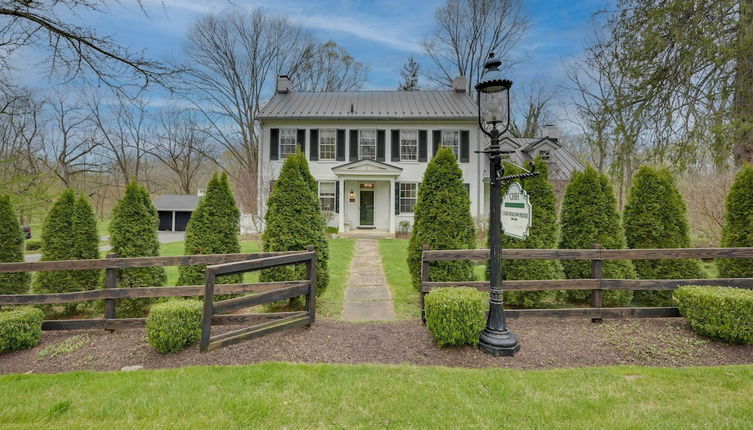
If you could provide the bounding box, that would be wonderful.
[342,239,396,321]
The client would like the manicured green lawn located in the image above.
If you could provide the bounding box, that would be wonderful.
[0,362,751,428]
[377,239,421,319]
[317,238,355,319]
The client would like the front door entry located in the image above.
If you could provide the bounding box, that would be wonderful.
[359,185,374,227]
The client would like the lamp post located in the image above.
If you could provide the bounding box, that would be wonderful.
[475,53,520,357]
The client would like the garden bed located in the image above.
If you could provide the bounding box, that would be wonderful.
[1,317,752,374]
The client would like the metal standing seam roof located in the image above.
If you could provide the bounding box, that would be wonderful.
[257,90,478,120]
[152,195,201,212]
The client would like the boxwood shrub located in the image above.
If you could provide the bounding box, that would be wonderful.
[673,286,753,344]
[425,287,486,346]
[146,300,203,354]
[0,307,44,353]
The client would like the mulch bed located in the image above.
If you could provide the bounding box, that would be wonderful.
[1,317,752,374]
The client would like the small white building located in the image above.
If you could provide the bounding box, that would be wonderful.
[256,75,583,234]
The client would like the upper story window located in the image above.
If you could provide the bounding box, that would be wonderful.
[399,183,418,213]
[400,130,418,161]
[319,129,336,160]
[441,130,460,159]
[280,129,297,159]
[359,130,377,160]
[539,150,551,162]
[319,181,336,212]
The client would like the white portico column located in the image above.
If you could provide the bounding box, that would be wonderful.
[338,179,345,233]
[389,178,396,234]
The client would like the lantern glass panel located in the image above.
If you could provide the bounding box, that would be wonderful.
[479,89,509,132]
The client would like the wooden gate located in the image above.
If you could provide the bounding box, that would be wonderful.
[198,249,317,352]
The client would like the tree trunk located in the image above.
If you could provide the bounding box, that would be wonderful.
[733,0,753,165]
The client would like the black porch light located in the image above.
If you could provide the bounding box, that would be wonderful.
[475,52,520,356]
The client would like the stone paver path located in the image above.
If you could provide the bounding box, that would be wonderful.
[342,239,396,321]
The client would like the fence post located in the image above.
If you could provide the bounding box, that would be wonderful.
[104,253,117,332]
[591,244,604,323]
[305,245,317,323]
[421,244,430,323]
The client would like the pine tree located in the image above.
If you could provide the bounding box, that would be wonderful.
[559,167,635,306]
[408,147,476,289]
[109,182,166,317]
[624,166,704,306]
[717,164,753,277]
[178,172,242,287]
[398,57,420,91]
[260,153,329,296]
[0,195,30,295]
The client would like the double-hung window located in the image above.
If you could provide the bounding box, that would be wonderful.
[539,150,551,161]
[319,181,336,212]
[280,129,297,159]
[319,129,336,160]
[399,183,418,213]
[359,130,377,160]
[400,130,418,161]
[441,130,460,159]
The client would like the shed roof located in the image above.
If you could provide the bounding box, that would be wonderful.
[257,90,477,121]
[152,195,200,212]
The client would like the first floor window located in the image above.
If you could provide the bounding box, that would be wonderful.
[441,130,460,159]
[539,150,551,161]
[359,130,377,159]
[319,181,336,212]
[280,129,297,159]
[400,130,418,161]
[400,183,417,213]
[319,129,336,160]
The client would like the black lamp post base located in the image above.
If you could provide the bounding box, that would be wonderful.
[478,330,520,357]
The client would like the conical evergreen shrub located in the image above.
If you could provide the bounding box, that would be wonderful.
[34,190,77,301]
[0,195,30,295]
[178,173,242,287]
[559,167,635,306]
[624,166,704,306]
[408,147,476,290]
[717,164,753,277]
[69,195,101,294]
[260,153,329,297]
[490,159,565,308]
[109,182,166,317]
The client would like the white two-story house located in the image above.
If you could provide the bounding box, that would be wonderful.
[257,75,583,234]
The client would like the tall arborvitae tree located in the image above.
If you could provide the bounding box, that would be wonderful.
[717,164,753,277]
[109,182,166,317]
[69,195,101,294]
[398,57,420,91]
[493,159,565,308]
[624,166,704,306]
[178,173,242,286]
[34,190,77,301]
[408,147,476,289]
[0,195,30,295]
[260,153,329,296]
[559,167,635,306]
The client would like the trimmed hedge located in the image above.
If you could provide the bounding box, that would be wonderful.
[674,286,753,344]
[0,195,30,295]
[408,148,476,290]
[0,307,44,353]
[425,287,486,346]
[146,300,203,354]
[717,164,753,277]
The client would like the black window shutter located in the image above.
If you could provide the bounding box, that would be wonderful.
[418,130,427,162]
[269,128,279,160]
[432,130,441,157]
[297,129,306,154]
[460,130,470,163]
[377,130,386,162]
[391,130,400,162]
[395,182,400,215]
[349,129,359,161]
[309,129,319,161]
[335,181,340,214]
[336,129,346,161]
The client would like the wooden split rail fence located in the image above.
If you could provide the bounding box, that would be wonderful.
[421,245,753,321]
[0,249,317,351]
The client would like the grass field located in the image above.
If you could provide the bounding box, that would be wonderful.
[377,239,420,319]
[0,362,751,428]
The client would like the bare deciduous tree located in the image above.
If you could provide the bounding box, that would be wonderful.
[293,40,368,92]
[510,80,559,138]
[422,0,528,92]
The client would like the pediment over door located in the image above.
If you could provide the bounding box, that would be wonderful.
[332,159,403,177]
